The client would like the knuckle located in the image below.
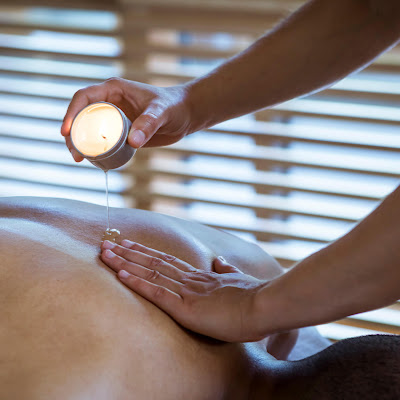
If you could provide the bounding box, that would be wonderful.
[153,285,166,300]
[150,257,162,268]
[189,271,208,282]
[142,112,160,129]
[130,242,140,251]
[161,253,176,262]
[72,88,85,100]
[105,76,123,86]
[145,111,159,120]
[146,269,160,281]
[116,246,129,258]
[74,86,91,97]
[115,257,128,270]
[180,277,190,285]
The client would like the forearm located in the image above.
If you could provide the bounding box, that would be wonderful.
[185,0,400,133]
[256,184,400,335]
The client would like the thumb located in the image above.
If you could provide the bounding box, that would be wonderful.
[213,256,243,274]
[128,105,165,148]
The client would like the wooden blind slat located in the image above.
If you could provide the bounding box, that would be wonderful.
[0,55,118,81]
[159,143,400,177]
[261,98,400,126]
[212,120,400,152]
[142,181,369,222]
[145,158,388,201]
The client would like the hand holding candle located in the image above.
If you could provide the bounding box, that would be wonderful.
[61,78,194,161]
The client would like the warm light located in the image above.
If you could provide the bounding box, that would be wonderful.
[71,103,124,157]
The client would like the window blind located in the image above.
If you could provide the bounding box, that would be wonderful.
[1,0,399,341]
[0,2,131,208]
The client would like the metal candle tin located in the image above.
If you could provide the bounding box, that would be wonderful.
[70,101,136,171]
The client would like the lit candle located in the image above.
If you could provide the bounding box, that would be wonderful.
[71,102,135,170]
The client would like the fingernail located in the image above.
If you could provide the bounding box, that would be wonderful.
[104,249,116,259]
[119,270,130,279]
[121,239,133,247]
[131,129,145,148]
[218,256,226,262]
[103,240,115,250]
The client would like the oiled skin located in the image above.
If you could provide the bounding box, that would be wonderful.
[0,197,326,400]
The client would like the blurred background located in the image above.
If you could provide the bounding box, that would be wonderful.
[1,0,400,340]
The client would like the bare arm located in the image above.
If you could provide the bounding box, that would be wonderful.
[62,0,400,151]
[255,183,400,335]
[186,0,400,132]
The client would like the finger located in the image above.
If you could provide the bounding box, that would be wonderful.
[64,136,84,162]
[128,104,166,148]
[102,241,187,281]
[120,239,196,273]
[118,270,184,317]
[101,249,183,293]
[213,257,243,274]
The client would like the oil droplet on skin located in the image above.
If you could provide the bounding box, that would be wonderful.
[103,170,121,243]
[103,228,121,243]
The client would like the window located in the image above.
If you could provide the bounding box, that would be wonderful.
[1,0,399,340]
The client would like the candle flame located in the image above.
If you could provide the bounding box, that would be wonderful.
[71,103,123,157]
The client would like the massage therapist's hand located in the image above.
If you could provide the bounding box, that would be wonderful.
[100,239,268,342]
[61,78,193,161]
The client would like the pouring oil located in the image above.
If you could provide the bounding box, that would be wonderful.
[102,170,121,243]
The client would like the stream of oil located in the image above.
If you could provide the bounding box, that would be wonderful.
[102,170,121,243]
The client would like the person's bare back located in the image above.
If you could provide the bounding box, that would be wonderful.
[0,197,328,399]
